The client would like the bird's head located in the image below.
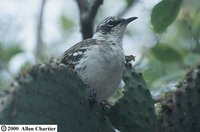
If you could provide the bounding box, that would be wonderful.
[93,16,137,46]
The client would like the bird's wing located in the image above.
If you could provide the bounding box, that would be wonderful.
[61,38,104,69]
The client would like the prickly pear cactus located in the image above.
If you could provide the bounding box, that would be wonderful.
[0,62,114,132]
[107,63,157,132]
[158,65,200,132]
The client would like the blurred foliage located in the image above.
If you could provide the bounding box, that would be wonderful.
[142,0,200,94]
[126,0,136,7]
[59,14,76,40]
[0,42,23,90]
[60,14,75,32]
[151,0,183,33]
[0,79,5,90]
[0,42,23,64]
[151,43,184,62]
[183,53,200,66]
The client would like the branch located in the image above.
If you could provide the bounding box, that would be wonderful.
[35,0,46,61]
[76,0,104,39]
[88,0,103,20]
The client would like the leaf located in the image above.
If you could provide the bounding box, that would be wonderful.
[151,43,183,62]
[0,43,23,63]
[151,0,183,33]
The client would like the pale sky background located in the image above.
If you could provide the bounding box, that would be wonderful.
[0,0,159,74]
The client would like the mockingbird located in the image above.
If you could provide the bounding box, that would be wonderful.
[61,16,137,102]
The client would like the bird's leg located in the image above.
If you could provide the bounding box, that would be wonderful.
[87,88,97,109]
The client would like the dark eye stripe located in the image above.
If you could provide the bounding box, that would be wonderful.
[107,20,122,27]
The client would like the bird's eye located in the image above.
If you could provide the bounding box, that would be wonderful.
[107,20,114,26]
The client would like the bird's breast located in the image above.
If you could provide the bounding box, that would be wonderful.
[74,44,125,101]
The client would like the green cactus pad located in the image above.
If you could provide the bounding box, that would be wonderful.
[0,62,114,132]
[107,63,157,132]
[158,65,200,132]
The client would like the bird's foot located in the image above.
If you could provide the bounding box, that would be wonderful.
[87,88,97,109]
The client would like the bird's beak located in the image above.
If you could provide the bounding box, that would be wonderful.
[123,17,138,24]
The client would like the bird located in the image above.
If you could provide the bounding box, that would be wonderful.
[61,16,137,103]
